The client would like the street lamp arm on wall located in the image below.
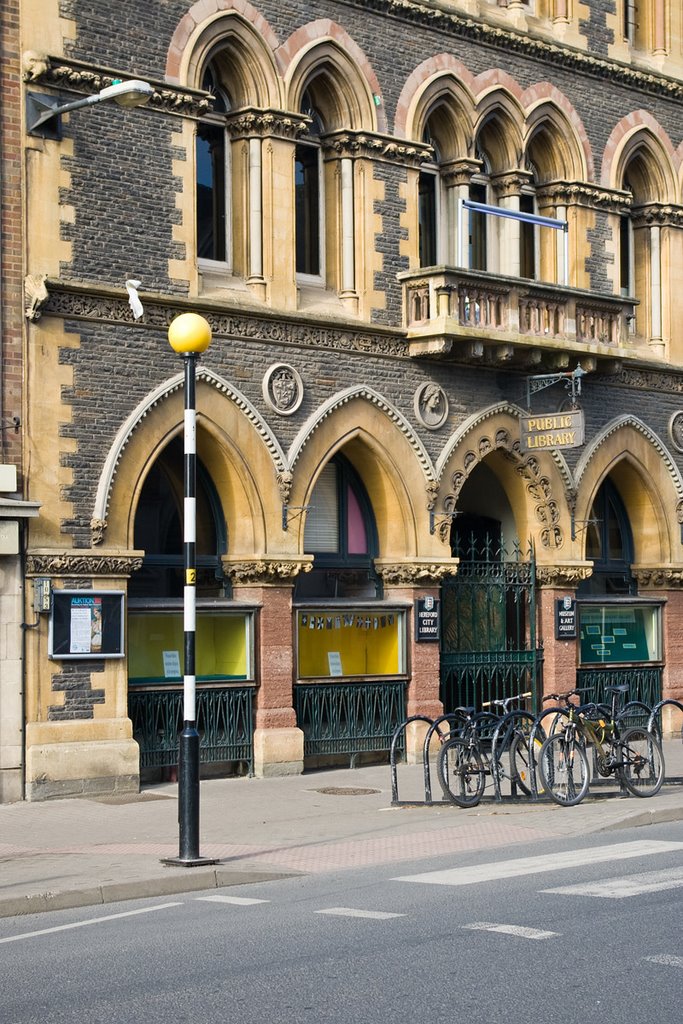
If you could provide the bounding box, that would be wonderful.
[26,79,154,137]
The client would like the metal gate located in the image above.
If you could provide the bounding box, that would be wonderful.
[439,537,543,713]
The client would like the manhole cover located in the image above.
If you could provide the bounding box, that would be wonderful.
[312,786,381,796]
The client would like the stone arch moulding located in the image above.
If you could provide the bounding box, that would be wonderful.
[288,385,436,487]
[522,84,592,182]
[278,20,384,133]
[166,0,282,108]
[286,386,438,554]
[600,111,677,196]
[435,402,573,551]
[573,414,683,564]
[394,54,477,143]
[91,367,289,545]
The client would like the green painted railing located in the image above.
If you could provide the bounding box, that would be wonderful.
[576,666,662,718]
[294,681,406,761]
[129,685,254,771]
[440,650,543,714]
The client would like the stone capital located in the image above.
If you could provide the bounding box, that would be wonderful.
[632,565,683,589]
[223,556,313,586]
[535,563,593,587]
[374,559,454,586]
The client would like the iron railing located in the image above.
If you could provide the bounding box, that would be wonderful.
[294,681,406,762]
[576,666,662,721]
[129,685,254,771]
[440,650,543,714]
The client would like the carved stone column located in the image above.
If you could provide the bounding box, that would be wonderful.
[376,559,453,762]
[535,564,592,699]
[224,557,312,777]
[442,158,481,268]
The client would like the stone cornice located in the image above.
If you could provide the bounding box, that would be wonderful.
[37,280,409,359]
[222,557,313,585]
[25,551,144,577]
[342,0,683,102]
[594,366,683,393]
[23,53,211,119]
[374,559,454,585]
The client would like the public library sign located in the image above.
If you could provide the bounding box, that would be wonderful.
[520,409,584,451]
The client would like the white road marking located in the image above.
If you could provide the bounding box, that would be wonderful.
[196,895,269,905]
[543,866,683,899]
[316,907,405,920]
[392,840,683,888]
[462,922,558,940]
[645,955,683,968]
[0,902,183,945]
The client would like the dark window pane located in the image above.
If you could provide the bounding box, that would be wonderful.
[418,171,437,267]
[520,193,535,280]
[295,143,320,275]
[196,125,226,261]
[469,182,487,271]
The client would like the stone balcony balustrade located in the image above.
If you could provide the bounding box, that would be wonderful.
[398,266,642,371]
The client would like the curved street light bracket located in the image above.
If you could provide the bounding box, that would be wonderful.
[26,79,154,139]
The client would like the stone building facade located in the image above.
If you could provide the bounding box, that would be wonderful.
[10,0,683,799]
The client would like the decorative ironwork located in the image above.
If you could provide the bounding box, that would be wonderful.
[294,681,406,761]
[128,685,254,771]
[440,539,543,712]
[576,667,662,716]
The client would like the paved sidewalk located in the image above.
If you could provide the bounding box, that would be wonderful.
[1,739,681,918]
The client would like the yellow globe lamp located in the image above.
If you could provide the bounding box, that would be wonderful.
[168,312,212,354]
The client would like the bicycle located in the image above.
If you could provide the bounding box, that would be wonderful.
[436,692,536,807]
[538,683,665,807]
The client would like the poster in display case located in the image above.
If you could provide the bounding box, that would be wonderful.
[49,590,125,659]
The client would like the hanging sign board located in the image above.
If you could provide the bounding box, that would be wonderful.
[520,409,584,451]
[415,596,440,642]
[555,596,577,639]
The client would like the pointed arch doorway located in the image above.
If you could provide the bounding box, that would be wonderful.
[439,463,543,712]
[127,437,255,778]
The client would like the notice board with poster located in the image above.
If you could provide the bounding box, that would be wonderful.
[49,590,125,659]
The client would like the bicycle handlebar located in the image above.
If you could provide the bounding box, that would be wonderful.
[481,691,532,710]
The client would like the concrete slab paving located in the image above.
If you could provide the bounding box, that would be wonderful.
[0,739,681,918]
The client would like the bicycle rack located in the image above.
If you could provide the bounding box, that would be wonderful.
[390,713,465,806]
[390,715,435,806]
[648,698,683,739]
[422,713,466,804]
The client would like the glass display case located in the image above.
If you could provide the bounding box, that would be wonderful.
[578,601,662,665]
[296,606,407,679]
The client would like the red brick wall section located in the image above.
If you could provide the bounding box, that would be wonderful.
[384,587,442,721]
[0,0,23,477]
[538,587,578,699]
[659,590,683,704]
[240,585,297,730]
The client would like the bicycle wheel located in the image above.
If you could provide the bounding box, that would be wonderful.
[437,737,486,808]
[510,731,545,796]
[538,732,590,807]
[618,727,665,797]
